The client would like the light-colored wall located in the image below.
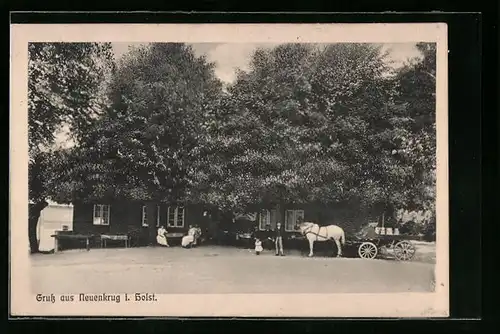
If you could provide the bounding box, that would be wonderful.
[37,204,74,252]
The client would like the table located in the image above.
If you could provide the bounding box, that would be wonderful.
[100,234,130,248]
[51,234,94,253]
[165,232,184,238]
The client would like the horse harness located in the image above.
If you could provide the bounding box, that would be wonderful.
[302,224,329,241]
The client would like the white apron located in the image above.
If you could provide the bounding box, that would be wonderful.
[182,227,200,247]
[181,235,194,247]
[255,241,263,252]
[156,228,169,247]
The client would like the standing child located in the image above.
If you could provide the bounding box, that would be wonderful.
[254,238,263,255]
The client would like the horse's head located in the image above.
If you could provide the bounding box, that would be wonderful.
[296,221,314,234]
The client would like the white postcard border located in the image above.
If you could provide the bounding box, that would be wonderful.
[10,23,449,318]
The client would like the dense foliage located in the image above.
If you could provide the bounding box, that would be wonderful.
[72,43,223,203]
[29,42,437,248]
[190,43,436,219]
[28,42,114,253]
[28,42,114,155]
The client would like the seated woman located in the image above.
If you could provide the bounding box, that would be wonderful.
[156,226,169,247]
[193,226,202,246]
[181,225,202,248]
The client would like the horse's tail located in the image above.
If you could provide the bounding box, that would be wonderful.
[341,229,346,245]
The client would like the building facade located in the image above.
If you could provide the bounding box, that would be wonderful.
[71,200,379,247]
[72,201,210,245]
[235,202,376,235]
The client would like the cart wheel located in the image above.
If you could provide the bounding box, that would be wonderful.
[358,242,378,259]
[394,241,416,261]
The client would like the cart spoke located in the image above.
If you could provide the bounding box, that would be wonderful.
[394,241,416,261]
[358,242,378,259]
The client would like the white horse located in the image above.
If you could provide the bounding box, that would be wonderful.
[297,221,346,257]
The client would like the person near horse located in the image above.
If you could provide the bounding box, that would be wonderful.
[156,226,169,247]
[274,222,285,256]
[260,225,270,246]
[259,224,273,250]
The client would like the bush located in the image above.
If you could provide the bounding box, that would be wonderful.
[398,221,423,236]
[422,218,436,242]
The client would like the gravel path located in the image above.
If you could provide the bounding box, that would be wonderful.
[31,246,435,294]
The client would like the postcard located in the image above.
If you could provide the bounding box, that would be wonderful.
[10,22,448,317]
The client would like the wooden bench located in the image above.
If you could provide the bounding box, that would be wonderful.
[51,233,95,253]
[157,232,185,246]
[100,234,130,248]
[165,232,184,238]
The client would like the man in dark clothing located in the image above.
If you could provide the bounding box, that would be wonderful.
[274,222,285,256]
[259,224,272,250]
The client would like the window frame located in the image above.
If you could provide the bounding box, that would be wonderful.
[167,206,185,228]
[142,205,160,227]
[93,204,111,226]
[258,209,278,231]
[285,209,305,231]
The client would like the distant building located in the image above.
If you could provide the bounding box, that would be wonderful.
[36,201,74,252]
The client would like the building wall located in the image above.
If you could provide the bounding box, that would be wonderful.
[72,201,208,235]
[72,200,376,239]
[245,202,375,235]
[37,204,74,252]
[73,202,113,235]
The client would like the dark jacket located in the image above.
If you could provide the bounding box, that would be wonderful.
[274,225,284,238]
[257,229,272,240]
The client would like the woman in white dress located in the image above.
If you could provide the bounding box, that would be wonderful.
[156,226,169,247]
[181,225,194,248]
[182,226,201,248]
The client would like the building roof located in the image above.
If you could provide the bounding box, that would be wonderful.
[29,199,73,207]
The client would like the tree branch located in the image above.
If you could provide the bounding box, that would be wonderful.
[423,71,436,81]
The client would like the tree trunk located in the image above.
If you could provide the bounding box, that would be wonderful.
[29,200,48,254]
[275,202,283,227]
[146,202,158,246]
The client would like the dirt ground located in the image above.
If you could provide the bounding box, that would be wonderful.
[30,243,436,294]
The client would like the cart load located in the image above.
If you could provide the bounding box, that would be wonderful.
[347,223,417,261]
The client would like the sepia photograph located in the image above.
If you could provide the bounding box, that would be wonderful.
[10,23,449,317]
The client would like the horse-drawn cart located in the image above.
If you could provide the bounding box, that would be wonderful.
[348,234,416,261]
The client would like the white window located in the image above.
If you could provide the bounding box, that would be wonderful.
[285,209,305,231]
[259,209,278,230]
[167,206,185,228]
[93,204,110,225]
[142,205,160,227]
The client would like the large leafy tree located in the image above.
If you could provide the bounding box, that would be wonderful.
[70,43,223,242]
[190,44,320,213]
[28,42,114,253]
[191,43,404,226]
[192,42,437,229]
[390,43,436,210]
[389,43,436,234]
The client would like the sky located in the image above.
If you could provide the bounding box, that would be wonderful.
[112,42,422,84]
